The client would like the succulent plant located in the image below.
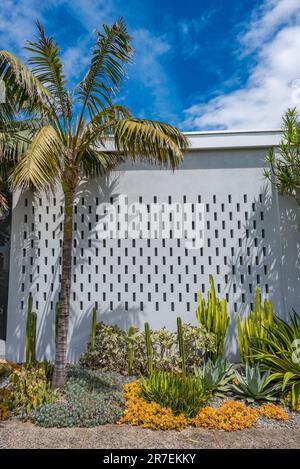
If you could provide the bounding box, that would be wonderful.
[194,357,235,396]
[79,321,216,375]
[196,275,230,360]
[237,287,275,365]
[31,368,132,427]
[177,317,186,375]
[231,363,280,403]
[140,371,210,419]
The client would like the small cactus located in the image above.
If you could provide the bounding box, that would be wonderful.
[177,316,186,375]
[90,305,97,352]
[144,322,153,375]
[128,326,136,376]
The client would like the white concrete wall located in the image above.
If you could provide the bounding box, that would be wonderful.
[5,132,299,362]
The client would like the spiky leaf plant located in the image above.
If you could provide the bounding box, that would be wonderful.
[231,364,280,403]
[194,357,235,396]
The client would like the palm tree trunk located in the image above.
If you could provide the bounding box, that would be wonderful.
[52,186,74,389]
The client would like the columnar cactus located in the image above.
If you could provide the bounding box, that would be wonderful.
[144,322,153,375]
[237,287,274,364]
[90,305,97,352]
[26,293,37,364]
[177,316,186,375]
[128,326,136,376]
[196,275,230,360]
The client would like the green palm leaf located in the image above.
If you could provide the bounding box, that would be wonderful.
[0,50,51,114]
[113,118,189,169]
[10,125,61,191]
[25,21,71,125]
[75,18,132,123]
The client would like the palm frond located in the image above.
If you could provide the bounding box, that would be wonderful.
[77,146,122,178]
[25,21,71,124]
[0,132,29,163]
[0,50,51,114]
[113,118,189,169]
[0,191,9,216]
[0,117,43,163]
[79,105,132,149]
[75,18,132,123]
[9,125,62,191]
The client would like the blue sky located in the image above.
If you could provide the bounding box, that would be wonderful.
[1,0,300,130]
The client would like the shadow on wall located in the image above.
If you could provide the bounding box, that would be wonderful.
[6,171,148,362]
[278,192,300,315]
[67,303,144,363]
[225,182,300,358]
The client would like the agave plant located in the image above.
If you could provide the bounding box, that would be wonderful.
[231,363,280,403]
[194,357,235,396]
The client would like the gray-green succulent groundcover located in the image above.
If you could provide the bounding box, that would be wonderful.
[32,367,133,427]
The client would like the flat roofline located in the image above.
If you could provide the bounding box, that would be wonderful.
[183,129,282,136]
[104,129,283,152]
[183,129,282,150]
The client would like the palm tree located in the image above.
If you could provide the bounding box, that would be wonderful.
[0,19,188,388]
[0,51,50,214]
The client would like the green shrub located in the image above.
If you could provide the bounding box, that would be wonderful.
[80,322,216,375]
[181,323,216,370]
[194,358,235,396]
[3,364,57,416]
[231,364,280,403]
[133,327,178,374]
[140,371,210,418]
[32,368,130,427]
[196,275,230,360]
[79,322,128,372]
[237,287,275,364]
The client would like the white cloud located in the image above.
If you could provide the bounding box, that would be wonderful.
[183,0,300,131]
[0,0,42,53]
[241,0,300,53]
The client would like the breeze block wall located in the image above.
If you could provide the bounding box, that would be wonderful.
[6,131,300,362]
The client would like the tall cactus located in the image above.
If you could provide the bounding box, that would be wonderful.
[196,275,230,360]
[237,287,274,364]
[31,311,37,363]
[90,305,97,352]
[177,316,186,375]
[25,293,37,364]
[128,326,136,376]
[144,322,153,375]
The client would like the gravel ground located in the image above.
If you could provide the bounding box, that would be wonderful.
[1,420,300,449]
